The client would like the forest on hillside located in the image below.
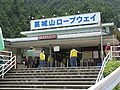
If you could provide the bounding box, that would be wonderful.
[0,0,120,38]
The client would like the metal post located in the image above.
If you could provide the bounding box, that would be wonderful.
[49,44,52,67]
[10,52,12,58]
[14,55,17,69]
[67,59,68,67]
[2,65,4,79]
[76,60,77,67]
[55,60,57,67]
[99,22,104,62]
[111,46,113,59]
[112,35,115,59]
[60,62,62,67]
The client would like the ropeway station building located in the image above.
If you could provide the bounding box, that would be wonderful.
[4,12,119,66]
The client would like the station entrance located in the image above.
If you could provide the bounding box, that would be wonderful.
[5,12,119,67]
[41,45,102,67]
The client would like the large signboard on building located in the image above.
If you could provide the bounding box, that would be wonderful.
[31,12,101,30]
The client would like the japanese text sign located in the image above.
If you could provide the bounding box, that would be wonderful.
[31,12,101,30]
[38,35,57,40]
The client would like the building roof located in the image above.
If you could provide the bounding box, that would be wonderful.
[21,23,114,37]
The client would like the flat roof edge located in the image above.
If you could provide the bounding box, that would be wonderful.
[21,23,114,35]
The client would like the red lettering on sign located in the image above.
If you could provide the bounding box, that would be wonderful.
[38,35,57,40]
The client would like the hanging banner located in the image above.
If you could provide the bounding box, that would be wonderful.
[0,27,5,50]
[31,12,101,30]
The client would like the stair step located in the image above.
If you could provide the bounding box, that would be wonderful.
[6,71,99,75]
[16,66,101,70]
[9,69,100,73]
[0,84,92,89]
[0,88,87,90]
[0,78,97,81]
[5,74,98,78]
[0,81,95,85]
[0,66,100,89]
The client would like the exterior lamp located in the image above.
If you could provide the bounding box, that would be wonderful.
[65,12,68,15]
[42,15,45,18]
[77,11,80,14]
[53,14,57,17]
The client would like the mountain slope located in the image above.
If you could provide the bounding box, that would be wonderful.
[0,0,120,38]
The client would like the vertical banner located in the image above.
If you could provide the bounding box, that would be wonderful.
[0,27,5,50]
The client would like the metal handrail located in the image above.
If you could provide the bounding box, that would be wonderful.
[0,51,16,79]
[88,67,120,90]
[96,46,120,83]
[0,50,12,57]
[96,51,111,83]
[111,46,120,58]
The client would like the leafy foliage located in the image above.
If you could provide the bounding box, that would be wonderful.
[113,84,120,90]
[0,0,120,38]
[104,59,120,77]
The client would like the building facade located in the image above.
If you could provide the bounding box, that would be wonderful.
[4,12,119,66]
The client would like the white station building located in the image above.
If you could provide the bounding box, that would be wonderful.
[5,12,119,66]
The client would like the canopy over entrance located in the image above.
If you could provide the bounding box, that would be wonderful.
[5,35,119,49]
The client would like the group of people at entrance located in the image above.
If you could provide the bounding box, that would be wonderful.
[25,46,81,68]
[26,47,46,68]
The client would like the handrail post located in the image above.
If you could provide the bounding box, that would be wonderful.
[2,64,4,79]
[14,56,17,69]
[111,46,112,60]
[76,60,77,67]
[0,51,18,79]
[10,52,12,58]
[60,62,63,67]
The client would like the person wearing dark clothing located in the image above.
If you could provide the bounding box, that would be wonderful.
[26,47,34,68]
[34,57,39,68]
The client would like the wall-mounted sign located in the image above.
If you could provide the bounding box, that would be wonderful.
[38,34,57,40]
[54,46,60,52]
[31,12,101,30]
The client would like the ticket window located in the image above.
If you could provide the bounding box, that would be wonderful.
[82,51,92,60]
[82,51,92,66]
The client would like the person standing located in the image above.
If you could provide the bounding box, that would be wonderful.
[40,50,46,67]
[105,43,111,55]
[47,55,54,67]
[70,46,81,67]
[26,46,34,68]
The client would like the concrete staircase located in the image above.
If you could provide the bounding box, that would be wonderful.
[0,66,101,90]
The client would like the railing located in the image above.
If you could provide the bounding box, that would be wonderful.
[111,46,120,58]
[0,51,16,79]
[88,66,120,90]
[96,51,111,83]
[96,46,120,83]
